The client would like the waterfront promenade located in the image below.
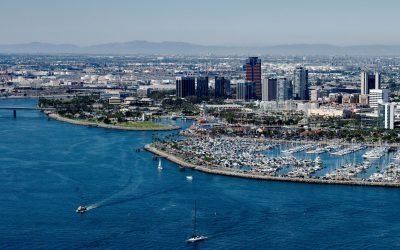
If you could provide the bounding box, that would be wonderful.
[145,144,400,188]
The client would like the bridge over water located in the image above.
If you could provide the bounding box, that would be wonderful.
[0,107,55,118]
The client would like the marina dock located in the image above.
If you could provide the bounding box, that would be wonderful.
[145,138,400,188]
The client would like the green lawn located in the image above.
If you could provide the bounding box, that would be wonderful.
[61,115,173,129]
[115,121,168,129]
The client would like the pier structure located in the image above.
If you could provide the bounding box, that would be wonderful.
[0,107,55,118]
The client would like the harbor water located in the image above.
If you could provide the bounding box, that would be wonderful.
[1,99,400,249]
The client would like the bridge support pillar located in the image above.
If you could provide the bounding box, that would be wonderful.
[13,110,16,119]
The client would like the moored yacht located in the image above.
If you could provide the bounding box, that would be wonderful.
[315,156,322,166]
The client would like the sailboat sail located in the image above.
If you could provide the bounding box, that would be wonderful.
[158,158,163,170]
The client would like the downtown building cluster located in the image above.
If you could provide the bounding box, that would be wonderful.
[173,56,400,130]
[175,76,231,99]
[175,56,310,102]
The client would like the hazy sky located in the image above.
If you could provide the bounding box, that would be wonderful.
[1,0,399,46]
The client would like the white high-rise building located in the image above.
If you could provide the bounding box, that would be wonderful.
[369,89,389,109]
[378,102,395,129]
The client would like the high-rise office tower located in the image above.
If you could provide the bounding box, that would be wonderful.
[276,78,291,101]
[237,81,256,101]
[360,71,376,95]
[262,78,277,101]
[292,66,309,100]
[378,102,395,129]
[375,72,381,89]
[224,79,231,97]
[176,76,195,98]
[214,76,231,98]
[245,57,262,99]
[196,76,209,98]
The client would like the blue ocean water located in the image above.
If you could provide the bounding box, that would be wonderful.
[1,99,400,249]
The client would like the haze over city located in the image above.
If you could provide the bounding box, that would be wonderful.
[1,0,400,46]
[3,1,400,249]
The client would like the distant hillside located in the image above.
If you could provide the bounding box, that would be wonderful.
[1,41,400,56]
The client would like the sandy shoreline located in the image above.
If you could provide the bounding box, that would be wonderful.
[145,144,400,188]
[47,113,180,131]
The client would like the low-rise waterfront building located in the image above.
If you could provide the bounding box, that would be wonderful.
[308,107,351,118]
[137,87,153,97]
[109,96,122,105]
[100,90,120,100]
[359,94,369,105]
[310,89,321,102]
[259,100,297,112]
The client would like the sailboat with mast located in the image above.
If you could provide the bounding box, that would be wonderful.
[157,158,163,171]
[186,201,207,243]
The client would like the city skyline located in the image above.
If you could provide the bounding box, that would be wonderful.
[3,0,400,248]
[1,0,400,46]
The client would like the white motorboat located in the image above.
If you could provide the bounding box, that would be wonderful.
[187,235,208,243]
[76,205,87,213]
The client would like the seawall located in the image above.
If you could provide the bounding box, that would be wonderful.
[145,144,400,188]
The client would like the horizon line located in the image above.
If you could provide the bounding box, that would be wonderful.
[2,40,400,48]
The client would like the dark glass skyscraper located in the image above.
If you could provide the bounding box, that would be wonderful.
[215,76,231,98]
[245,57,262,99]
[262,78,277,101]
[292,66,309,100]
[196,76,209,98]
[360,71,377,95]
[237,81,256,101]
[176,77,195,98]
[276,78,291,101]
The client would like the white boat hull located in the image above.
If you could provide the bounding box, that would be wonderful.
[187,236,207,243]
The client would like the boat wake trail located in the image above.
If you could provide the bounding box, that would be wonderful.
[83,175,138,210]
[86,184,182,211]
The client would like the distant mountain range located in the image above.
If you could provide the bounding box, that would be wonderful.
[1,41,400,56]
